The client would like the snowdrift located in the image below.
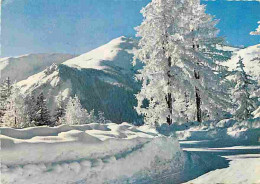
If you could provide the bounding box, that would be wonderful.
[0,123,185,184]
[159,118,260,147]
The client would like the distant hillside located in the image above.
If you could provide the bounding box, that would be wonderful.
[0,53,75,82]
[18,37,142,123]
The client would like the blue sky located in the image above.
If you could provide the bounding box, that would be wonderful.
[1,0,260,57]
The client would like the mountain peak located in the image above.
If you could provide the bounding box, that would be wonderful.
[63,36,137,72]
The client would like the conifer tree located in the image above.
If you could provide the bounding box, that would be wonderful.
[0,77,12,120]
[233,57,258,120]
[63,95,88,125]
[0,77,12,102]
[54,92,66,124]
[87,109,97,124]
[134,0,231,126]
[35,92,51,126]
[97,111,111,124]
[2,84,29,128]
[24,94,38,124]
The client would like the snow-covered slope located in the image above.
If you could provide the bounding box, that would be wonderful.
[0,53,75,82]
[222,44,260,82]
[64,36,137,72]
[18,37,141,123]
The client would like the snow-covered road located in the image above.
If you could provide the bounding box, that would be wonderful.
[181,141,260,184]
[186,154,260,184]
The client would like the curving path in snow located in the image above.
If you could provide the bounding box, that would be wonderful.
[182,140,260,184]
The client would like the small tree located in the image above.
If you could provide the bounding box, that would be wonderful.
[35,92,51,126]
[86,109,97,124]
[233,57,257,120]
[54,92,66,125]
[63,95,88,125]
[97,111,111,124]
[0,77,12,121]
[0,77,12,102]
[2,84,29,128]
[24,94,37,124]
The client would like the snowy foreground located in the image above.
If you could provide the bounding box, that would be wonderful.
[1,121,259,184]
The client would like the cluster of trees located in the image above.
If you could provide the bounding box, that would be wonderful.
[133,0,259,126]
[0,78,110,128]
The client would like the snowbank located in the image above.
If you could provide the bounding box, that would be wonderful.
[158,118,260,146]
[0,123,184,184]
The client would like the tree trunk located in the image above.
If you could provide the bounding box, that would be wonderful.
[162,16,173,125]
[195,86,202,122]
[166,92,173,125]
[194,44,202,123]
[166,56,173,125]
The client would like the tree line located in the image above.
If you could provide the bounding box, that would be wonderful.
[0,78,110,128]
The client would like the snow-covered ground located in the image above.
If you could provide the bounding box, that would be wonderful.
[0,123,185,184]
[1,121,259,184]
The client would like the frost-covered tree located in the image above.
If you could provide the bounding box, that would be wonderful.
[97,111,111,124]
[0,77,12,102]
[0,77,12,119]
[87,109,97,124]
[134,0,230,126]
[233,57,258,120]
[53,92,66,124]
[62,96,108,125]
[35,92,51,126]
[24,94,37,124]
[63,95,89,125]
[2,84,29,128]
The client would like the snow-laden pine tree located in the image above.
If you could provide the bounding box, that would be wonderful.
[88,109,97,124]
[54,92,66,125]
[134,0,231,126]
[24,94,37,124]
[233,57,258,120]
[63,95,89,125]
[0,77,12,120]
[2,84,29,128]
[0,77,12,102]
[97,111,111,124]
[35,92,51,126]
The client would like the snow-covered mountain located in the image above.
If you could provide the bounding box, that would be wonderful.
[18,37,141,123]
[222,44,260,82]
[0,53,75,82]
[16,38,260,123]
